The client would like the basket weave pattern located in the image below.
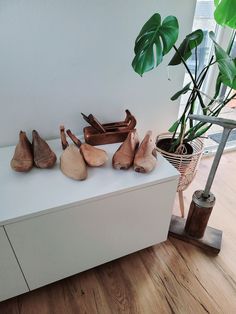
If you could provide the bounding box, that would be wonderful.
[156,133,204,192]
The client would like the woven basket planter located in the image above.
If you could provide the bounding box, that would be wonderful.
[156,133,204,191]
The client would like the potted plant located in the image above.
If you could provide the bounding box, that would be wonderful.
[131,0,236,215]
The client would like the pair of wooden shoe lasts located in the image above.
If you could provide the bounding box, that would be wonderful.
[11,130,57,172]
[112,130,157,173]
[60,126,108,180]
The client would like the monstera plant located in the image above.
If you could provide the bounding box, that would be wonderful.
[132,0,236,154]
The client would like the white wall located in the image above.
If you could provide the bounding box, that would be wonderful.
[0,0,196,146]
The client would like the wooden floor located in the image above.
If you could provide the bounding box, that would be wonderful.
[1,152,236,314]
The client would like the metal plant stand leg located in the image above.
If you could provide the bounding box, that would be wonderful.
[178,191,185,217]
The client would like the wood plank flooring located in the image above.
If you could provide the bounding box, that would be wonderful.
[1,152,236,314]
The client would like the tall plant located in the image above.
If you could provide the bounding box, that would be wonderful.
[132,0,236,153]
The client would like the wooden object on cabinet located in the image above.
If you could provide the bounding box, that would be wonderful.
[83,110,137,145]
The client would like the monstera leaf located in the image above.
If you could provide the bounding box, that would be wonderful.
[214,0,236,29]
[218,59,236,89]
[210,31,236,89]
[132,13,179,76]
[169,29,204,65]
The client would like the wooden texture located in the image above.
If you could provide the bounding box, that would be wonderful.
[66,129,108,167]
[60,144,87,180]
[10,131,33,172]
[1,152,236,313]
[83,111,137,146]
[178,190,185,217]
[169,215,222,254]
[84,127,132,145]
[82,113,107,133]
[185,194,214,238]
[133,131,156,173]
[32,130,57,169]
[112,130,139,170]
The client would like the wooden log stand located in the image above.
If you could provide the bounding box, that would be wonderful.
[168,114,236,254]
[169,186,222,254]
[169,179,222,255]
[168,214,223,254]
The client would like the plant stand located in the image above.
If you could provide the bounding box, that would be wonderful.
[156,133,204,217]
[169,215,222,254]
[178,191,185,218]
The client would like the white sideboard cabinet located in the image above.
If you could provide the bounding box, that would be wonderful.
[0,227,29,301]
[0,139,179,300]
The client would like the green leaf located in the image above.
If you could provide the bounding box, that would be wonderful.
[214,0,236,29]
[169,29,204,65]
[168,120,180,132]
[132,13,179,76]
[194,124,212,138]
[218,58,236,89]
[171,82,191,100]
[214,75,222,99]
[210,31,236,88]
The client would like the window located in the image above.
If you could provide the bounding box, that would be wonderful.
[180,0,216,108]
[179,0,236,153]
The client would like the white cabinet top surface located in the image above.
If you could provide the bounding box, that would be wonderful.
[0,137,179,225]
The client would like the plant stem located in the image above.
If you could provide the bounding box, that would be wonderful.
[227,30,236,54]
[184,92,236,141]
[171,88,196,141]
[173,45,206,110]
[195,46,198,81]
[196,56,215,85]
[224,88,233,102]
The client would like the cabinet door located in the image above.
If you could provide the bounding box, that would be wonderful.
[6,180,177,290]
[0,227,28,301]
